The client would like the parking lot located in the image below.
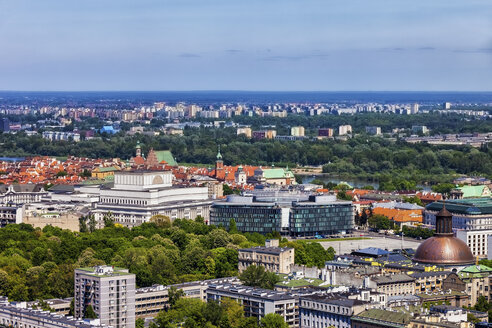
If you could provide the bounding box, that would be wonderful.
[318,236,422,255]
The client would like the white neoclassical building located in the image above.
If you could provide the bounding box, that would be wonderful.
[93,170,212,227]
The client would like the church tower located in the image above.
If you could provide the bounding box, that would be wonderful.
[215,145,224,179]
[136,141,142,157]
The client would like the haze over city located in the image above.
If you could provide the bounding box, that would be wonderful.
[1,2,492,328]
[1,0,492,91]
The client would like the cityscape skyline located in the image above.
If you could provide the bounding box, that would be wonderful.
[1,1,491,91]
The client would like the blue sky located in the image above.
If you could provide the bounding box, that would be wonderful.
[0,0,491,91]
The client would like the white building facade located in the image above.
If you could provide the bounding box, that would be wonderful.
[456,230,492,259]
[93,171,212,227]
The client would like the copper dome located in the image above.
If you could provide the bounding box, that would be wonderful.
[413,202,474,266]
[413,235,475,265]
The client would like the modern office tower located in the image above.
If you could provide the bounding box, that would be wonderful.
[338,125,352,136]
[74,266,136,328]
[289,195,353,237]
[290,126,305,137]
[318,128,333,138]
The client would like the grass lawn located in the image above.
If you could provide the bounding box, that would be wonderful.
[276,274,328,288]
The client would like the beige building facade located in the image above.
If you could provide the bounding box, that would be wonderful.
[238,240,294,274]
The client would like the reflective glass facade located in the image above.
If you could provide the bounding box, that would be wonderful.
[289,202,353,237]
[210,203,282,234]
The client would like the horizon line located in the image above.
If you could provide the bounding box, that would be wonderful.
[1,90,492,93]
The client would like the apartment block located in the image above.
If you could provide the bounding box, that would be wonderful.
[74,266,135,328]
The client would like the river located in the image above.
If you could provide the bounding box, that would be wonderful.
[301,174,431,191]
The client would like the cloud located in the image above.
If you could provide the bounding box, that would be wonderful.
[179,53,201,58]
[261,55,310,61]
[261,50,330,61]
[225,49,241,54]
[418,46,435,51]
[454,48,492,54]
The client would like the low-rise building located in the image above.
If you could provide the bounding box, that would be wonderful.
[409,271,450,294]
[135,277,239,319]
[238,239,294,274]
[370,274,415,297]
[424,199,492,231]
[351,308,411,328]
[429,305,467,323]
[253,167,296,185]
[0,297,106,328]
[0,184,47,205]
[207,284,299,327]
[94,170,212,227]
[299,295,368,328]
[0,205,23,227]
[27,298,73,315]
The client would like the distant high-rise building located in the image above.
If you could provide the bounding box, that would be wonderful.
[318,128,334,138]
[444,102,452,110]
[74,266,136,328]
[237,127,252,138]
[0,118,9,132]
[252,130,277,139]
[410,103,419,114]
[365,126,382,135]
[412,125,428,135]
[290,126,305,137]
[338,125,352,136]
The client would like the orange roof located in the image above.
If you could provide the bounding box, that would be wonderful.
[373,207,423,223]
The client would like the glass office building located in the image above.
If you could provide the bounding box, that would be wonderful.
[210,196,282,234]
[289,196,353,237]
[211,194,353,236]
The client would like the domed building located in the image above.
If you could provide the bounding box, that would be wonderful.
[413,205,475,266]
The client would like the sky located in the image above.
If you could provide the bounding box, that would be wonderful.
[0,0,491,91]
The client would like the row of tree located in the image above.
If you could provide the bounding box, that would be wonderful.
[1,121,491,185]
[0,216,335,302]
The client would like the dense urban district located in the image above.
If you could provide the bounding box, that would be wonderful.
[0,95,492,328]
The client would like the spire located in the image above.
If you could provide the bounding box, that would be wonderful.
[216,145,223,160]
